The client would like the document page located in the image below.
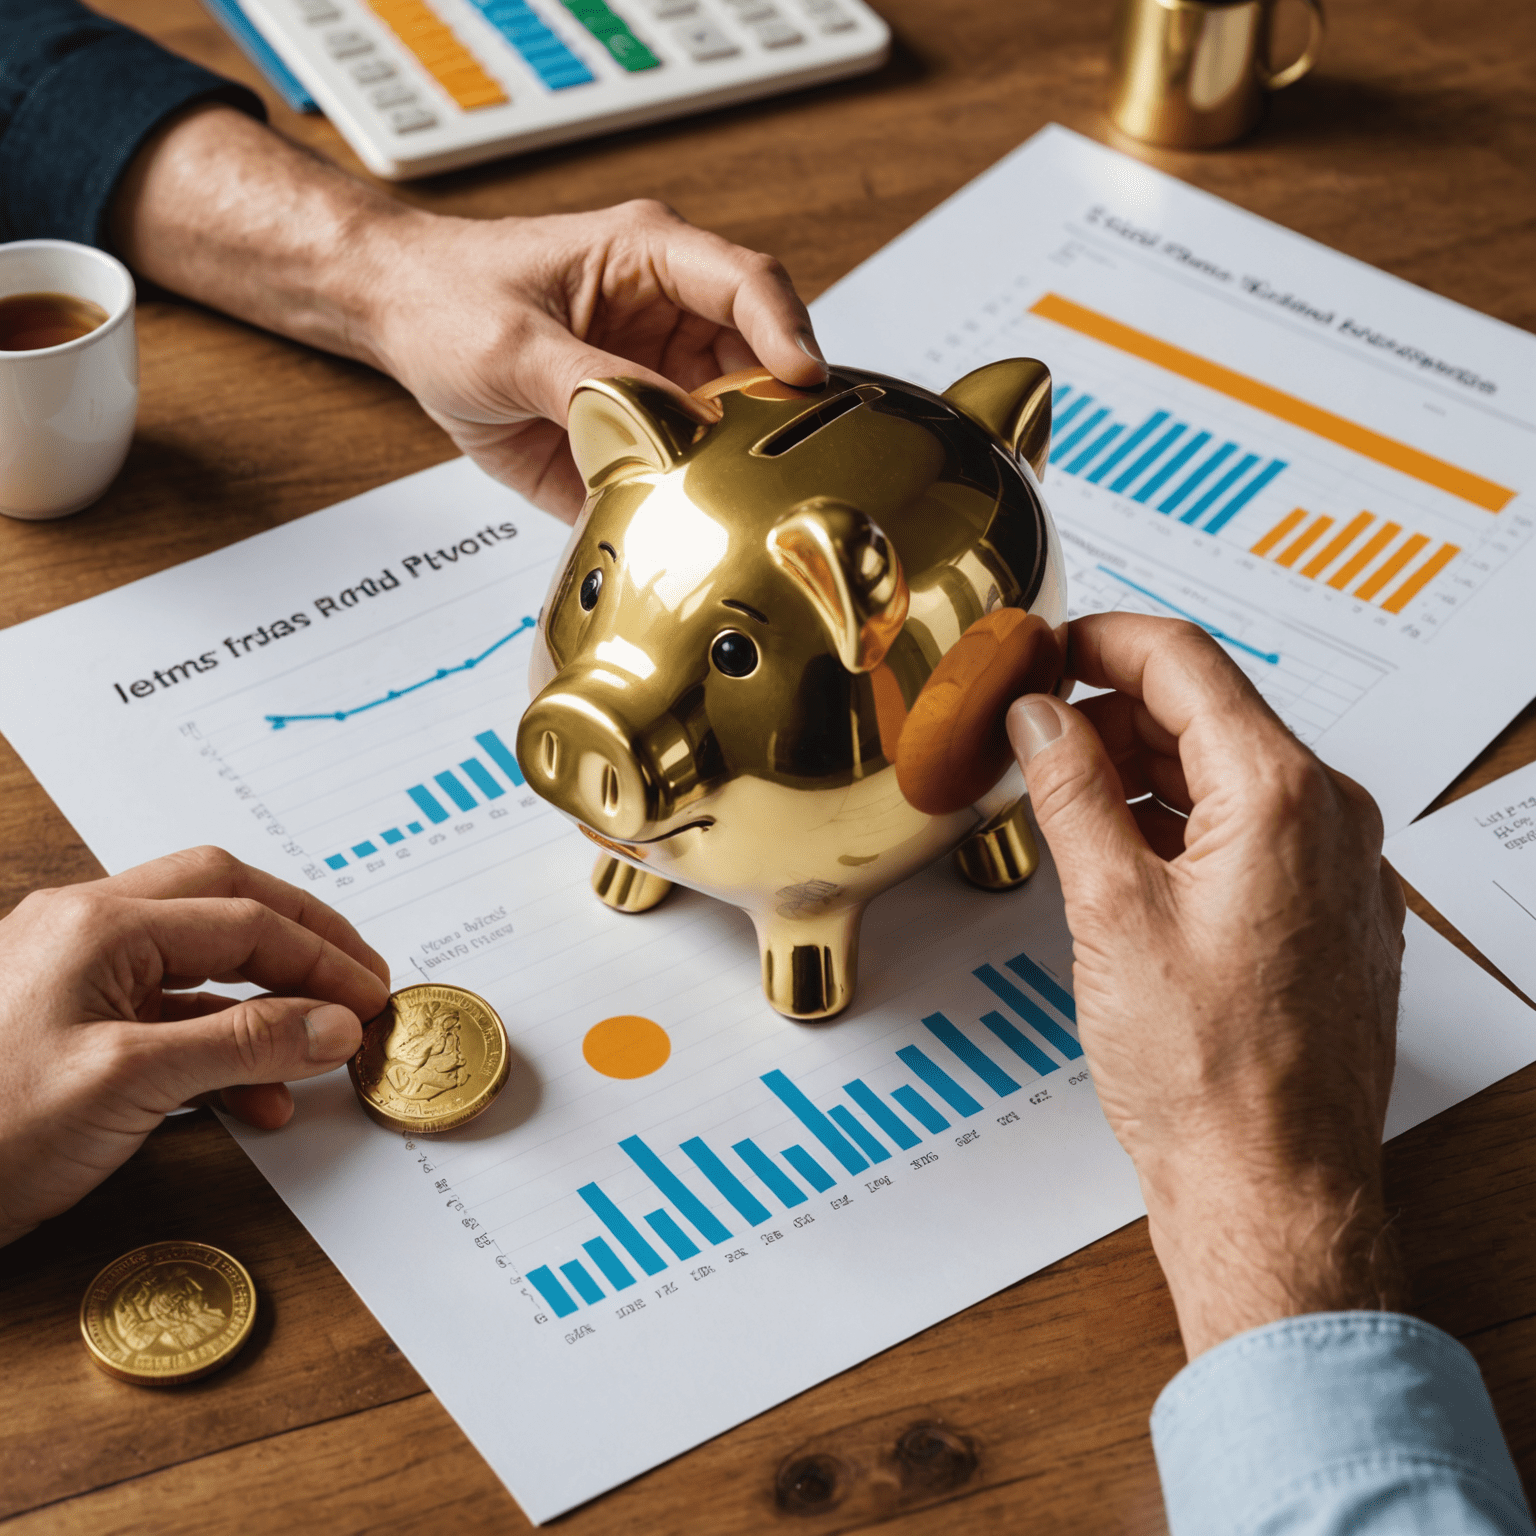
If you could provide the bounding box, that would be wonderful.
[1,458,1533,1521]
[1388,763,1536,1006]
[814,126,1536,834]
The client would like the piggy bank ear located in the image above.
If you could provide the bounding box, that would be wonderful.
[567,378,704,490]
[942,359,1053,480]
[767,498,910,673]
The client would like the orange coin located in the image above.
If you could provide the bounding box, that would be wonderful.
[583,1016,672,1079]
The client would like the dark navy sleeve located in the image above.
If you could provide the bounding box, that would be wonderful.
[0,0,266,248]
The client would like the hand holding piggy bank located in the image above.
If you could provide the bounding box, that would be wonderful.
[517,362,1066,1020]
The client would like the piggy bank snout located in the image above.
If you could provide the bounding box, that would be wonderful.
[517,690,659,842]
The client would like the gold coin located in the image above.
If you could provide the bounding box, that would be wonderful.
[79,1241,256,1387]
[348,982,511,1134]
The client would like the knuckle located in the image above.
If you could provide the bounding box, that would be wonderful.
[626,197,678,225]
[178,845,241,882]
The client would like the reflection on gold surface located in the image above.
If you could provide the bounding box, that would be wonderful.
[519,363,1067,1020]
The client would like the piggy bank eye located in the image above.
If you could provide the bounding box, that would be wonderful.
[579,568,603,611]
[711,630,758,678]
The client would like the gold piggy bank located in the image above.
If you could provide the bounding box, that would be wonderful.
[517,362,1067,1020]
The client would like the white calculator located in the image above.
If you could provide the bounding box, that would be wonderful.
[238,0,890,178]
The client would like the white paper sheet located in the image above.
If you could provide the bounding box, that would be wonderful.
[814,126,1536,835]
[1387,764,1536,1008]
[1,457,1533,1521]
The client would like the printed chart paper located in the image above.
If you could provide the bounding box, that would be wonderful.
[814,125,1536,835]
[1388,763,1536,1007]
[1,458,1534,1521]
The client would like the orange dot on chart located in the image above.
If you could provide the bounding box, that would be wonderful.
[583,1016,671,1079]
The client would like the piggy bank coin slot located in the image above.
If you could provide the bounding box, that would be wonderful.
[752,385,885,458]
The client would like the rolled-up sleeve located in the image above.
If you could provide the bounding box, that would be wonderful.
[0,0,264,248]
[1152,1312,1535,1535]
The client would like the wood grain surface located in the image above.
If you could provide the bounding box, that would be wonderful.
[2,0,1535,1529]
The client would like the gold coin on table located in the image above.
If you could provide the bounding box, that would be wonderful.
[348,982,511,1134]
[79,1241,256,1387]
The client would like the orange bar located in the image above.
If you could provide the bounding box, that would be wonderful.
[1030,294,1516,513]
[368,0,507,108]
[1251,508,1307,557]
[1381,542,1460,614]
[1301,511,1374,579]
[1358,533,1430,601]
[1328,522,1401,590]
[1275,514,1334,568]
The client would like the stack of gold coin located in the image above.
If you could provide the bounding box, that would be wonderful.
[79,1241,256,1386]
[349,982,511,1134]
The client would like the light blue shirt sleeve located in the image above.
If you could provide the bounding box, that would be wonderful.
[1151,1312,1536,1535]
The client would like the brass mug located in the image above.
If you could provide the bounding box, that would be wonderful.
[1107,0,1325,149]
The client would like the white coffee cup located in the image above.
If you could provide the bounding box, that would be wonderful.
[0,239,138,520]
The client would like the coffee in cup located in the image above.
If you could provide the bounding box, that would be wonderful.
[0,292,110,352]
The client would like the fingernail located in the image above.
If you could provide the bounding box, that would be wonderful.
[1007,698,1063,765]
[797,331,827,369]
[305,1004,360,1062]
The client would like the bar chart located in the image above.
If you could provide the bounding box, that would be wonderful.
[523,945,1081,1319]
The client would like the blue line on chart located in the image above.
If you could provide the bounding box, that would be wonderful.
[265,617,536,729]
[1095,566,1281,666]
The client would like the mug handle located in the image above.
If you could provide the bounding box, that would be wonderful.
[1264,0,1325,91]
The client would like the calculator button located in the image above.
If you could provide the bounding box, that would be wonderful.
[722,0,774,14]
[802,0,854,28]
[388,104,439,131]
[753,16,802,44]
[325,28,374,56]
[673,20,738,58]
[370,81,417,105]
[645,0,698,15]
[297,0,342,20]
[351,55,396,81]
[469,0,595,87]
[369,0,510,107]
[559,0,662,72]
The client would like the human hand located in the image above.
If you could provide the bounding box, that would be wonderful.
[0,847,390,1248]
[1006,614,1406,1357]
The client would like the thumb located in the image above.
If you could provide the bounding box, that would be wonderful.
[136,996,363,1114]
[1007,695,1152,907]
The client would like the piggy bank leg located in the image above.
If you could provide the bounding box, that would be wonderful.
[954,800,1039,890]
[758,907,862,1021]
[592,854,673,914]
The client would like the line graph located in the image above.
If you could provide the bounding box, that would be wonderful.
[266,615,536,729]
[1096,565,1281,665]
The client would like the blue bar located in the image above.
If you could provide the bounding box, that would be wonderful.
[1158,441,1236,515]
[325,853,347,870]
[576,1183,667,1275]
[1051,382,1073,406]
[475,730,525,787]
[434,770,477,812]
[1203,457,1288,534]
[527,1265,578,1318]
[459,757,506,800]
[1049,406,1109,465]
[732,1139,807,1207]
[843,1079,920,1149]
[979,1011,1059,1076]
[351,840,378,858]
[1065,422,1123,476]
[1181,452,1258,525]
[1133,430,1210,503]
[645,1208,700,1260]
[407,821,423,834]
[381,828,404,845]
[975,964,1083,1061]
[892,1085,949,1133]
[760,1070,869,1174]
[560,1259,604,1305]
[828,1105,891,1163]
[1112,422,1186,494]
[781,1144,835,1192]
[922,1012,1021,1096]
[582,1236,636,1291]
[682,1138,770,1226]
[1088,410,1169,485]
[407,785,449,825]
[1051,393,1092,434]
[619,1136,731,1243]
[896,1046,983,1117]
[1006,951,1077,1020]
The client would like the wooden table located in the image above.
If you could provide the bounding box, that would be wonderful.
[3,0,1534,1528]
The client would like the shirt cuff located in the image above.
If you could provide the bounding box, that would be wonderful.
[0,26,265,249]
[1151,1311,1533,1536]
